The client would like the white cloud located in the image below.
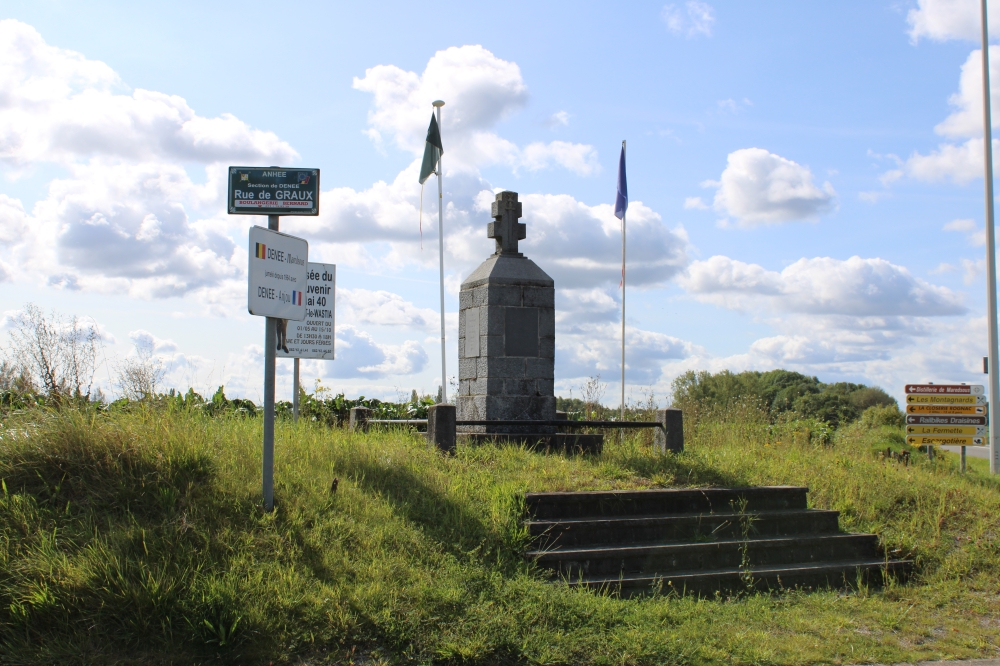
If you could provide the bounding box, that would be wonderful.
[0,20,296,167]
[705,148,836,226]
[907,0,999,43]
[545,111,570,128]
[944,217,985,246]
[897,49,1000,183]
[521,141,600,176]
[329,325,428,378]
[661,1,716,38]
[558,322,700,385]
[683,196,708,210]
[351,45,598,176]
[338,288,439,329]
[681,255,965,316]
[961,257,986,284]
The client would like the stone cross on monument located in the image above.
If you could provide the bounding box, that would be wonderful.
[487,191,526,255]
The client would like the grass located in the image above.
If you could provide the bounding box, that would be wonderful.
[1,404,999,665]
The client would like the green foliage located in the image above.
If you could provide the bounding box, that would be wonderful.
[2,403,1000,664]
[671,369,898,428]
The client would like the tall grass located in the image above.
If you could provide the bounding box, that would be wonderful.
[1,404,999,664]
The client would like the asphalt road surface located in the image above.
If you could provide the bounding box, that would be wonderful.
[939,445,990,459]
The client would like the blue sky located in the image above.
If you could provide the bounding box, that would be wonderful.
[0,0,996,405]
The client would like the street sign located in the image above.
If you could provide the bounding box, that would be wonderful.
[906,425,986,436]
[906,404,987,415]
[906,435,984,447]
[247,226,308,320]
[906,394,986,405]
[905,384,984,395]
[277,262,336,360]
[906,414,987,426]
[229,167,320,216]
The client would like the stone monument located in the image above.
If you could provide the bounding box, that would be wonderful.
[457,191,603,452]
[458,191,556,434]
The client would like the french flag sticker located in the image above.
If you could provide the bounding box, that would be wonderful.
[292,291,302,306]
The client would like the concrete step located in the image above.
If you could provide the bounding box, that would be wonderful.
[525,486,808,520]
[528,533,880,578]
[565,558,912,597]
[527,508,841,549]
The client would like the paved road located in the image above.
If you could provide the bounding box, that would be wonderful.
[939,445,990,459]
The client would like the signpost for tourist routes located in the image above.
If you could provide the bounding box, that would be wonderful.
[277,262,336,420]
[905,383,987,472]
[231,166,318,511]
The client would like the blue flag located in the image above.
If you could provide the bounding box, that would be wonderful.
[614,144,628,220]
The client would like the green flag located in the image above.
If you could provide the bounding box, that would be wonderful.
[418,113,443,184]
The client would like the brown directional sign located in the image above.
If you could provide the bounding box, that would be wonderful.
[906,414,987,426]
[905,384,984,395]
[905,394,986,405]
[906,425,985,436]
[906,435,984,447]
[906,404,987,415]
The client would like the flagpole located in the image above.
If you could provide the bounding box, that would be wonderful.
[621,139,626,421]
[434,100,448,404]
[981,0,1000,474]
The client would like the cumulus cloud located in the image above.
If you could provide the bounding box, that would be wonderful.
[907,0,998,43]
[661,1,715,38]
[338,288,439,330]
[329,325,428,378]
[0,20,296,167]
[705,148,836,226]
[351,45,597,174]
[558,322,700,385]
[898,49,1000,183]
[681,255,965,316]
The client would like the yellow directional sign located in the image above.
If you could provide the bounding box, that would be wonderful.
[905,394,986,405]
[907,435,984,447]
[906,404,987,415]
[906,425,986,436]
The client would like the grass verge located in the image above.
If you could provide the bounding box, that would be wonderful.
[1,405,999,664]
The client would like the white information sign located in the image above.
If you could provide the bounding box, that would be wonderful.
[247,226,308,320]
[277,262,336,360]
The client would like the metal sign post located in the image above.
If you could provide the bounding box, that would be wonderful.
[980,0,1000,475]
[230,165,318,511]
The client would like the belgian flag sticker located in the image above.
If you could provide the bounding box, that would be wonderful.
[255,243,266,259]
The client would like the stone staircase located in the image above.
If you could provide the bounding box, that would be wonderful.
[524,486,911,596]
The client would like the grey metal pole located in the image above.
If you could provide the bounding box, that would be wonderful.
[434,100,448,404]
[263,213,279,511]
[981,0,1000,475]
[621,140,627,422]
[293,357,299,422]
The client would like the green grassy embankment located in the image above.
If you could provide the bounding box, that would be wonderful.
[2,404,1000,665]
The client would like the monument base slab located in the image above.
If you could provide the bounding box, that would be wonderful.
[459,432,603,454]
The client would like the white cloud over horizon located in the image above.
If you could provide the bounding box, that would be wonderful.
[703,148,837,226]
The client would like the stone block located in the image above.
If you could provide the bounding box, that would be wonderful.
[459,290,474,309]
[426,403,456,454]
[537,378,554,396]
[504,379,537,396]
[349,407,370,432]
[488,286,523,306]
[484,334,504,356]
[525,357,554,380]
[483,308,504,335]
[538,309,555,337]
[654,408,684,453]
[459,358,478,379]
[464,308,480,357]
[539,337,554,359]
[485,357,527,378]
[523,287,554,308]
